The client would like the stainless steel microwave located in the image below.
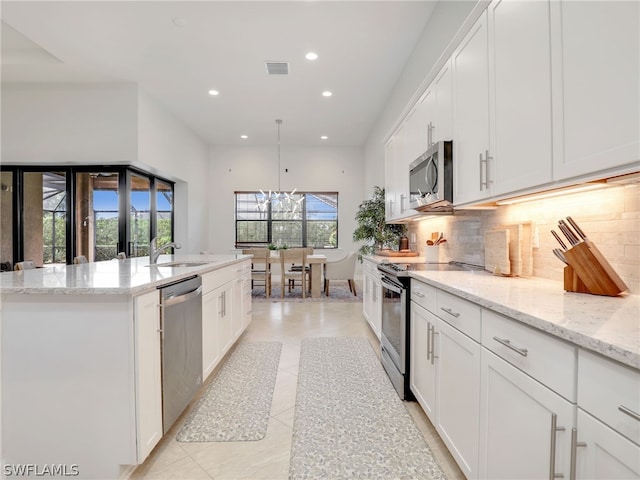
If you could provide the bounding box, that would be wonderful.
[409,140,453,213]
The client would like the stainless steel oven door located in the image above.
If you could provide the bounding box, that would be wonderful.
[380,275,406,375]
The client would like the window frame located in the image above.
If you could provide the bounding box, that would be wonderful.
[234,191,338,249]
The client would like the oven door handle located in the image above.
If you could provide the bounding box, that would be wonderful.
[381,276,404,294]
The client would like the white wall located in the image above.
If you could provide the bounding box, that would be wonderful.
[137,89,210,253]
[1,83,138,164]
[207,144,364,257]
[363,0,477,197]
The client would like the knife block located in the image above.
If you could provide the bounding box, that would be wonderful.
[562,240,628,296]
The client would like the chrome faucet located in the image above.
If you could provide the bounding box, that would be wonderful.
[149,237,182,264]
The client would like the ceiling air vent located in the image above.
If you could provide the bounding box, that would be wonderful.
[265,61,289,75]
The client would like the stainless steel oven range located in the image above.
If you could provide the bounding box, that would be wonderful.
[377,261,483,400]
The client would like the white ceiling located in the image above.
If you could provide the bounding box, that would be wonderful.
[1,1,437,147]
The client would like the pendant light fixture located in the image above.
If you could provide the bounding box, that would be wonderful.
[256,119,303,218]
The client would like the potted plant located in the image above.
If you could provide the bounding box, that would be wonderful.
[353,186,407,260]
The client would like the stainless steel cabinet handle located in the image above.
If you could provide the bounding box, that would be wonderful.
[426,323,432,362]
[618,405,640,422]
[479,150,493,190]
[431,330,439,365]
[440,307,460,318]
[569,428,587,480]
[549,413,566,479]
[493,336,528,357]
[400,194,407,213]
[413,291,425,298]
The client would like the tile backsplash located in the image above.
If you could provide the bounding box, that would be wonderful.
[408,183,640,294]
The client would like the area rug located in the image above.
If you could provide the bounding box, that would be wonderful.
[251,284,360,302]
[176,341,282,442]
[289,337,447,480]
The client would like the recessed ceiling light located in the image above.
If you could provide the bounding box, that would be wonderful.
[240,135,248,139]
[305,52,318,60]
[208,90,219,96]
[321,135,328,140]
[322,91,332,97]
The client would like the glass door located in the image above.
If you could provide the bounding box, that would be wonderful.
[156,179,174,247]
[129,173,151,258]
[23,171,68,266]
[0,171,14,270]
[75,172,120,261]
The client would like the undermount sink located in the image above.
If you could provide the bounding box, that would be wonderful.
[148,261,213,268]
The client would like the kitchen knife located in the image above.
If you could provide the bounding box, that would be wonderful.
[553,248,569,265]
[566,216,588,240]
[559,219,581,245]
[558,223,579,246]
[551,230,568,250]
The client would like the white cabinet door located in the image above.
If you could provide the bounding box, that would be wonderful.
[384,136,398,221]
[453,11,490,205]
[479,348,574,479]
[552,0,640,180]
[403,106,423,165]
[574,409,640,479]
[134,290,162,463]
[437,319,481,479]
[488,0,553,196]
[410,301,438,422]
[433,60,453,143]
[202,289,220,380]
[217,282,234,357]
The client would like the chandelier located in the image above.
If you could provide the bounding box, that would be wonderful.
[256,119,303,218]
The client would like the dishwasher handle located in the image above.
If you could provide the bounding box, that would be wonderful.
[162,286,203,307]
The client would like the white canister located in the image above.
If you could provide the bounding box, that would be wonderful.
[424,246,440,263]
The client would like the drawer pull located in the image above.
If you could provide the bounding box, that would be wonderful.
[493,336,528,357]
[440,307,460,318]
[618,405,640,422]
[549,413,566,479]
[413,291,425,298]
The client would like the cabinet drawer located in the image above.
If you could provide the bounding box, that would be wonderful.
[202,267,235,294]
[411,280,437,313]
[436,290,481,341]
[482,309,576,401]
[578,349,640,445]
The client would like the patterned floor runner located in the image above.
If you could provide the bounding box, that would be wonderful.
[289,337,447,480]
[176,341,282,442]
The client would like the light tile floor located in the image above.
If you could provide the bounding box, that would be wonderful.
[130,300,465,480]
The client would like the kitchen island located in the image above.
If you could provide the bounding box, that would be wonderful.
[0,254,251,479]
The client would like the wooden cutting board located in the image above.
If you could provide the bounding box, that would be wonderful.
[484,229,511,276]
[375,250,419,257]
[496,222,534,276]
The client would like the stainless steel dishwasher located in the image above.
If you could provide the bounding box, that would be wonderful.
[159,275,203,433]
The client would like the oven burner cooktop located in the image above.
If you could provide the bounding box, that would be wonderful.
[378,261,484,277]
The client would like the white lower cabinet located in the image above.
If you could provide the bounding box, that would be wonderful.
[362,259,382,339]
[437,320,481,478]
[410,282,481,479]
[201,259,251,381]
[134,289,163,463]
[410,301,438,421]
[479,348,573,479]
[574,409,640,479]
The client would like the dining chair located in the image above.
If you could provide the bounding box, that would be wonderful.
[14,260,35,271]
[280,248,308,298]
[324,252,357,296]
[242,248,272,298]
[73,255,88,264]
[287,247,313,290]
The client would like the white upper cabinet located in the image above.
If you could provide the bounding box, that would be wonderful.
[432,60,454,144]
[488,0,553,196]
[385,120,413,222]
[453,0,554,205]
[452,11,491,205]
[551,0,640,180]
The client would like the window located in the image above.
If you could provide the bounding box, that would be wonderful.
[235,192,338,249]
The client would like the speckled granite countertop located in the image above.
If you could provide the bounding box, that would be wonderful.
[0,254,249,296]
[364,255,639,370]
[408,269,639,370]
